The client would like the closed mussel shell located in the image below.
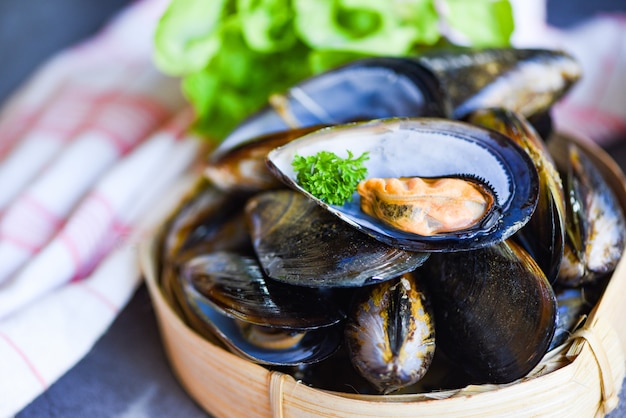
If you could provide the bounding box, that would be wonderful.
[417,48,581,120]
[205,125,327,192]
[424,240,557,384]
[216,56,449,154]
[549,137,626,286]
[179,251,345,366]
[160,180,250,263]
[548,285,600,351]
[158,180,253,319]
[468,108,566,284]
[246,189,429,287]
[344,273,436,394]
[182,251,345,329]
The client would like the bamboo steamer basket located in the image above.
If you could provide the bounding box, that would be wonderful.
[140,132,626,417]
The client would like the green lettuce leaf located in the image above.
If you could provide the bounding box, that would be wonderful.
[445,0,514,46]
[237,0,297,52]
[153,0,515,141]
[293,0,435,55]
[153,0,228,75]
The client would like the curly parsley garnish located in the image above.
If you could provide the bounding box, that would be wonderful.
[292,150,369,205]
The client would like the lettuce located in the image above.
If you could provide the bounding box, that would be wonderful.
[153,0,515,141]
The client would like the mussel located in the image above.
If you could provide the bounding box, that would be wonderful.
[549,285,600,351]
[344,273,436,394]
[159,180,252,266]
[218,48,581,155]
[267,118,539,252]
[424,240,557,384]
[180,251,345,365]
[205,125,327,192]
[157,180,253,317]
[417,48,581,120]
[245,189,429,287]
[216,57,449,154]
[468,108,566,284]
[549,136,626,286]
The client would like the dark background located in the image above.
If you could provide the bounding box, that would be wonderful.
[1,0,625,416]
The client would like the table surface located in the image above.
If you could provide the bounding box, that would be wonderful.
[3,1,626,417]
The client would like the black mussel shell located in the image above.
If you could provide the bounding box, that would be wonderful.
[246,189,429,287]
[417,48,581,120]
[181,251,345,329]
[548,285,601,351]
[181,275,343,366]
[160,180,252,265]
[215,56,449,154]
[267,118,539,252]
[424,240,557,384]
[344,273,436,394]
[468,108,566,284]
[548,136,626,286]
[158,181,253,316]
[205,125,327,192]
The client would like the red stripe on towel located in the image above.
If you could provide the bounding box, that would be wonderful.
[58,191,117,272]
[91,94,170,155]
[1,194,63,252]
[77,282,119,314]
[0,332,47,389]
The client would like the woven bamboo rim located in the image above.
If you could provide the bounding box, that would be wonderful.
[140,132,626,417]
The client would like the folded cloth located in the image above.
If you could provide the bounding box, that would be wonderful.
[0,108,198,319]
[0,47,81,161]
[0,86,115,215]
[548,16,626,144]
[0,172,194,418]
[0,65,184,283]
[0,0,201,415]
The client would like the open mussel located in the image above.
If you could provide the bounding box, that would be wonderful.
[424,240,557,384]
[549,136,626,286]
[246,189,429,287]
[179,251,345,365]
[344,273,436,394]
[468,108,566,284]
[267,118,539,252]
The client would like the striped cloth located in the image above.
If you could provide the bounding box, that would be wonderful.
[0,0,201,416]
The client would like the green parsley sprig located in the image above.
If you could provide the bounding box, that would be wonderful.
[292,150,369,205]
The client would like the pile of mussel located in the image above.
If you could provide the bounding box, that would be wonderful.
[157,48,626,395]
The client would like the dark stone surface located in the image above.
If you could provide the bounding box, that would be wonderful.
[547,0,626,28]
[0,0,132,102]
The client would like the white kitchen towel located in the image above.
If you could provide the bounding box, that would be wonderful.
[0,0,200,416]
[0,108,198,319]
[0,65,184,283]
